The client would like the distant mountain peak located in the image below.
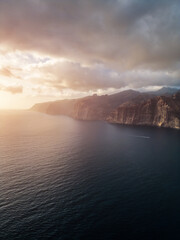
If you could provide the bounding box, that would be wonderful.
[153,87,179,96]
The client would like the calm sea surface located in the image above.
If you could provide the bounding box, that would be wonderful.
[0,110,180,240]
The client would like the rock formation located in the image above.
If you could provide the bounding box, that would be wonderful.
[31,88,180,129]
[107,92,180,129]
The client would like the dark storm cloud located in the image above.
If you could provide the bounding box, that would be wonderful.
[0,0,180,89]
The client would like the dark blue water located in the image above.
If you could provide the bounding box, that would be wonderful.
[0,111,180,240]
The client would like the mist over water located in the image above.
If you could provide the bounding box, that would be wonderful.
[0,111,180,240]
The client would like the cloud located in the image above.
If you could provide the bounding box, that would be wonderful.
[0,0,180,93]
[0,67,21,79]
[37,61,124,91]
[0,85,23,94]
[29,60,180,92]
[0,67,14,77]
[0,0,179,68]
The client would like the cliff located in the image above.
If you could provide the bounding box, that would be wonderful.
[72,90,144,120]
[107,92,180,129]
[32,90,146,121]
[31,89,180,129]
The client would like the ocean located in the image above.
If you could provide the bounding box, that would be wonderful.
[0,110,180,240]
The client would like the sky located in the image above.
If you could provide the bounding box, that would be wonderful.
[0,0,180,109]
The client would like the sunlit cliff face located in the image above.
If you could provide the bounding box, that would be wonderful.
[0,0,180,109]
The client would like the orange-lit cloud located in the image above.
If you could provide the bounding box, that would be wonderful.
[0,84,23,94]
[0,67,14,78]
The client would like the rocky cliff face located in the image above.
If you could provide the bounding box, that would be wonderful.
[31,89,180,129]
[32,90,144,121]
[107,93,180,129]
[72,94,109,120]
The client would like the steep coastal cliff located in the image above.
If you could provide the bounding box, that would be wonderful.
[31,88,180,129]
[107,92,180,129]
[32,90,144,121]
